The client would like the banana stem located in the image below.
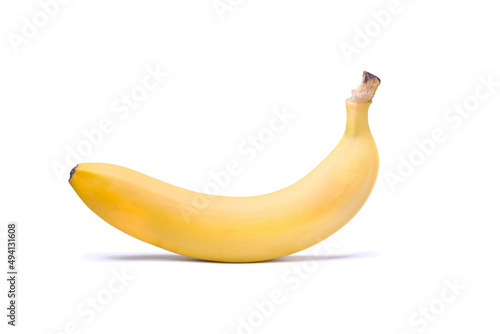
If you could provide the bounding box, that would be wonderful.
[347,71,380,102]
[345,101,371,135]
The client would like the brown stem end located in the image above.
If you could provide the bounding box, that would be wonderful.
[347,71,381,102]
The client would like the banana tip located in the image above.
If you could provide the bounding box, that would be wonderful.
[69,165,78,182]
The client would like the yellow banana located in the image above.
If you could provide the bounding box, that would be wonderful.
[69,71,381,262]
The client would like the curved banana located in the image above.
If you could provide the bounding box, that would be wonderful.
[69,71,381,262]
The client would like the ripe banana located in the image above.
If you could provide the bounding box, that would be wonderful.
[69,71,381,262]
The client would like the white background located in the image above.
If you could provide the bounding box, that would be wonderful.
[1,0,500,333]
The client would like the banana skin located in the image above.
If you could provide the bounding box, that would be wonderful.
[69,71,380,262]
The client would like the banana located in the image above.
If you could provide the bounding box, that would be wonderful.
[69,71,381,262]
